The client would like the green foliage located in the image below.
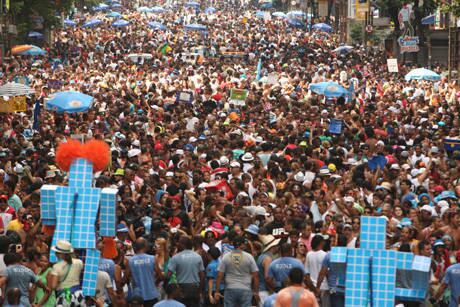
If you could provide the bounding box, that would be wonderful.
[350,22,363,44]
[440,0,460,17]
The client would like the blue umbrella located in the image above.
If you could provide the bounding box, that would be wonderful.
[422,14,435,25]
[111,3,122,8]
[137,6,153,13]
[184,23,207,31]
[148,21,167,30]
[333,45,353,54]
[151,6,166,13]
[46,91,94,113]
[64,19,76,27]
[83,19,102,27]
[28,31,44,39]
[287,10,307,18]
[205,7,216,14]
[112,19,130,27]
[288,19,304,27]
[256,11,265,18]
[260,2,272,9]
[106,11,122,18]
[310,82,349,97]
[404,68,441,81]
[272,12,287,18]
[185,1,200,8]
[18,45,47,56]
[312,23,333,32]
[94,3,109,11]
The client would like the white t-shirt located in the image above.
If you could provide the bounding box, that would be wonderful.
[305,250,329,290]
[95,271,112,300]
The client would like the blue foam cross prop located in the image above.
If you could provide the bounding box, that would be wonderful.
[41,158,117,296]
[330,216,431,306]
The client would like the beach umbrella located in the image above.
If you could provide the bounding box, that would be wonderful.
[46,91,94,113]
[83,19,102,27]
[205,7,216,14]
[112,19,130,27]
[148,21,167,30]
[64,19,76,27]
[256,11,265,18]
[333,45,353,54]
[312,23,332,32]
[107,11,122,18]
[260,2,272,9]
[137,6,153,13]
[309,82,348,97]
[288,19,304,27]
[111,3,122,8]
[11,45,47,56]
[0,82,35,96]
[272,12,287,18]
[28,31,44,39]
[185,2,200,8]
[151,6,166,13]
[287,10,307,18]
[184,23,207,31]
[404,68,441,81]
[94,3,109,11]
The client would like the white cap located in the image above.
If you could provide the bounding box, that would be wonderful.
[294,172,305,182]
[420,205,434,215]
[254,206,270,216]
[219,156,229,166]
[411,169,421,177]
[376,140,385,146]
[128,148,141,158]
[165,171,174,177]
[230,161,241,168]
[175,149,184,155]
[132,140,140,147]
[390,164,400,170]
[344,196,355,203]
[189,137,198,143]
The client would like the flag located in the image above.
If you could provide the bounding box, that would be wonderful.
[33,100,41,131]
[256,58,262,81]
[158,43,172,55]
[346,82,354,103]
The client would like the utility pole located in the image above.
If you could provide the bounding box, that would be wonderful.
[448,11,452,81]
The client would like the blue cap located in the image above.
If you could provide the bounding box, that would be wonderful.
[116,224,129,233]
[433,239,445,249]
[184,144,194,152]
[245,224,259,235]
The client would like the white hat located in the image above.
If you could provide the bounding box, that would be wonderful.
[14,163,24,174]
[431,146,439,154]
[376,140,385,146]
[255,136,264,143]
[411,169,421,177]
[254,206,270,217]
[420,205,434,215]
[402,164,411,170]
[51,240,74,254]
[437,200,449,208]
[189,137,198,143]
[230,161,241,168]
[241,152,254,162]
[132,140,140,147]
[220,156,229,166]
[165,171,174,177]
[344,196,355,203]
[440,206,450,218]
[294,172,305,182]
[175,149,184,155]
[128,148,141,158]
[390,164,400,170]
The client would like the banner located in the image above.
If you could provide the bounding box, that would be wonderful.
[229,88,248,105]
[176,91,193,104]
[356,0,369,20]
[47,79,63,90]
[329,119,343,134]
[444,138,460,153]
[0,96,27,113]
[387,58,399,72]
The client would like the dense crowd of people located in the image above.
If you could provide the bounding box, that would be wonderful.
[0,0,459,306]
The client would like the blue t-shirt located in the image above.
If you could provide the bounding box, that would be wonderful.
[443,263,460,307]
[154,299,185,307]
[128,253,159,300]
[206,259,224,291]
[0,264,37,307]
[268,257,304,289]
[263,293,277,307]
[257,252,272,291]
[321,253,345,293]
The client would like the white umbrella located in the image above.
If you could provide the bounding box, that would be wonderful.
[0,82,35,96]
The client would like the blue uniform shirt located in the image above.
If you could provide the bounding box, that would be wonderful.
[128,253,159,300]
[443,263,460,307]
[268,257,304,289]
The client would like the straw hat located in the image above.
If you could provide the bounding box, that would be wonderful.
[260,234,281,253]
[51,240,74,254]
